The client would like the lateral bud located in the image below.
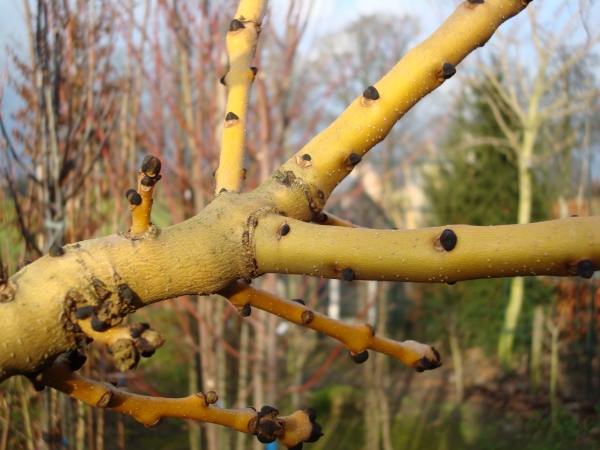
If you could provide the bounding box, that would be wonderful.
[229,19,245,32]
[361,85,379,106]
[225,112,239,127]
[437,62,456,81]
[344,152,362,170]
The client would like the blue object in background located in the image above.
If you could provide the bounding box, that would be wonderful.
[266,441,278,450]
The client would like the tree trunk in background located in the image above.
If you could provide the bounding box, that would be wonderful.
[547,316,560,427]
[215,299,230,449]
[86,403,94,450]
[0,380,12,450]
[16,377,34,450]
[117,413,125,450]
[498,131,535,369]
[76,400,85,450]
[188,325,201,450]
[252,313,266,450]
[363,281,381,450]
[375,285,393,450]
[448,311,464,403]
[95,409,104,450]
[199,298,218,450]
[235,320,250,450]
[530,306,545,393]
[328,279,341,320]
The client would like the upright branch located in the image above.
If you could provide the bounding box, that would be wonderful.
[262,0,528,216]
[126,155,162,237]
[215,0,269,193]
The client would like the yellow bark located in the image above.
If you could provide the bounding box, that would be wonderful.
[221,280,441,371]
[254,215,600,283]
[41,357,320,447]
[1,0,594,445]
[215,0,268,193]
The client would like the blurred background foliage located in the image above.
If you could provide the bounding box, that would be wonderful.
[1,1,600,449]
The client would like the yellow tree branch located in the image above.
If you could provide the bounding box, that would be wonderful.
[258,0,528,216]
[215,0,269,193]
[220,280,441,371]
[1,1,568,444]
[126,155,162,237]
[254,215,599,283]
[41,357,322,447]
[312,211,357,228]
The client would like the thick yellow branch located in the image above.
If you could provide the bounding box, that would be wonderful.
[41,358,322,447]
[220,280,441,371]
[215,0,268,193]
[259,0,528,218]
[254,215,600,283]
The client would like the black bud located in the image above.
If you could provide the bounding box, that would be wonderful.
[49,244,65,257]
[289,444,303,450]
[220,75,226,86]
[130,322,150,339]
[307,422,324,443]
[292,299,305,306]
[257,434,276,444]
[362,86,379,100]
[119,284,134,302]
[229,19,245,32]
[351,350,369,364]
[140,175,155,187]
[258,405,279,418]
[280,223,290,236]
[225,112,239,121]
[219,188,228,193]
[305,407,317,423]
[447,281,456,285]
[416,356,431,372]
[349,153,362,165]
[91,315,110,332]
[141,155,161,177]
[320,213,328,223]
[238,304,252,317]
[67,350,87,371]
[440,229,457,251]
[250,67,258,76]
[126,189,142,206]
[141,350,155,358]
[441,62,456,80]
[468,0,484,3]
[75,305,94,320]
[345,152,362,170]
[577,260,595,279]
[341,268,355,282]
[301,154,311,161]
